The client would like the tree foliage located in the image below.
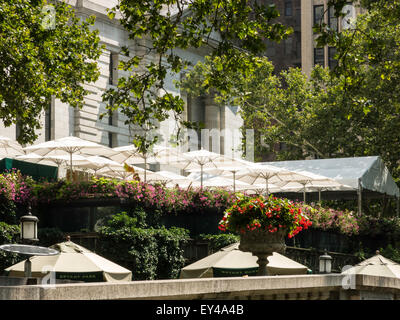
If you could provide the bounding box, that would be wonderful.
[183,1,400,180]
[0,0,102,144]
[103,0,292,153]
[314,0,400,179]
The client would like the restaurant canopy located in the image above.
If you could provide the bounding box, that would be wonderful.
[179,242,308,278]
[263,156,399,200]
[5,240,132,283]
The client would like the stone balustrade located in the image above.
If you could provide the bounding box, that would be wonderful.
[1,274,400,300]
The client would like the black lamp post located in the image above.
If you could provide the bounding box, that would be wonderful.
[319,249,332,274]
[19,206,39,278]
[20,206,39,244]
[0,207,58,282]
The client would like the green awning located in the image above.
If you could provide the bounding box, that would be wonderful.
[0,157,58,181]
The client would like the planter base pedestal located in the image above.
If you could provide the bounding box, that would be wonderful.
[255,254,270,276]
[239,229,287,276]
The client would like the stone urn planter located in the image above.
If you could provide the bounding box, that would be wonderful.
[239,229,287,276]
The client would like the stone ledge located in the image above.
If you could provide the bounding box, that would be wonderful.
[2,274,399,300]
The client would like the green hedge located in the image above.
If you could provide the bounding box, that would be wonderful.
[96,212,190,280]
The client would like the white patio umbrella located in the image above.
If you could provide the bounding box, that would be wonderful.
[185,171,263,192]
[341,251,400,279]
[0,136,25,158]
[98,163,146,180]
[111,144,181,182]
[234,164,306,196]
[23,136,116,179]
[16,152,49,164]
[180,242,308,278]
[169,149,242,188]
[6,240,132,283]
[279,179,353,202]
[235,164,335,197]
[145,170,194,185]
[74,156,123,175]
[187,158,256,192]
[16,153,88,179]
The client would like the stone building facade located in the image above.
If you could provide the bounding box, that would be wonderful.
[301,0,363,76]
[0,1,366,160]
[0,0,244,159]
[265,0,302,73]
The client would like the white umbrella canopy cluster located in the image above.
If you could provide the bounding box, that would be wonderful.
[14,136,351,197]
[110,144,181,182]
[21,136,117,179]
[24,137,113,169]
[171,149,250,188]
[145,170,195,187]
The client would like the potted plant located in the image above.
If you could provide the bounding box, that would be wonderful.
[218,194,312,275]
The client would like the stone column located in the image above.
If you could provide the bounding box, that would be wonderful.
[301,0,313,76]
[204,95,221,153]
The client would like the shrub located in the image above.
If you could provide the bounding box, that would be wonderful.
[379,244,400,264]
[0,222,21,273]
[0,194,18,225]
[302,204,360,236]
[154,227,189,279]
[0,169,34,205]
[358,216,400,239]
[97,212,189,280]
[37,228,65,247]
[32,177,237,216]
[199,233,239,253]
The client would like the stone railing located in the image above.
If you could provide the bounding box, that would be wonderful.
[1,274,400,300]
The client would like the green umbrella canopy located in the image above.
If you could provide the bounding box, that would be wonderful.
[5,240,132,283]
[180,242,308,279]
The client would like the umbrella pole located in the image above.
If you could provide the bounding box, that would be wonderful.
[265,177,269,197]
[144,157,147,183]
[358,178,362,216]
[200,164,203,189]
[233,171,236,193]
[303,185,306,203]
[318,188,321,202]
[69,152,73,181]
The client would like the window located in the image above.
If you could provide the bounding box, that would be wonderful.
[109,52,118,86]
[265,40,276,57]
[108,109,114,126]
[314,48,325,66]
[284,1,292,16]
[313,5,324,28]
[284,37,293,56]
[328,6,338,31]
[45,101,52,141]
[328,47,338,69]
[108,132,114,148]
[15,121,21,141]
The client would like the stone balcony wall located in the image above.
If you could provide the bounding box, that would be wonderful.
[1,274,400,300]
